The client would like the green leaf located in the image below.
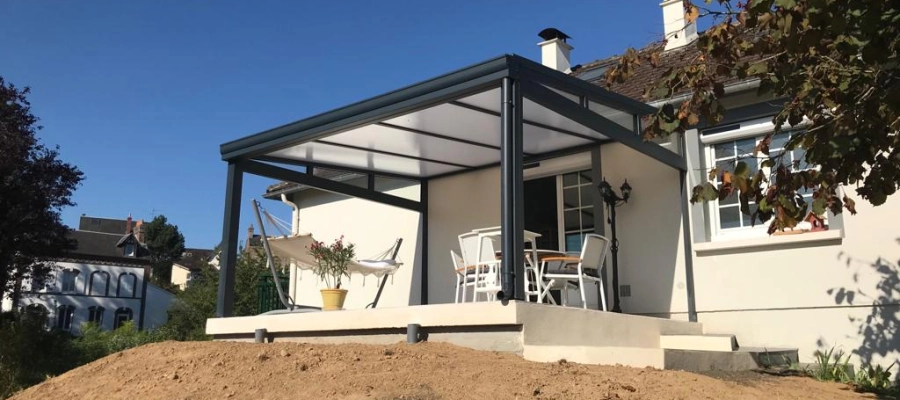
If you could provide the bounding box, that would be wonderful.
[812,197,827,216]
[775,0,797,8]
[734,161,751,179]
[746,63,768,76]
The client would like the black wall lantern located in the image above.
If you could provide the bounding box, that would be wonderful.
[598,178,632,313]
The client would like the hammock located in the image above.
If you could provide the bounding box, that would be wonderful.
[251,199,403,313]
[266,234,400,278]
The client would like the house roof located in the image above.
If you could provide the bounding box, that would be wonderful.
[78,215,133,235]
[265,168,363,197]
[572,27,764,101]
[176,248,215,270]
[68,230,149,260]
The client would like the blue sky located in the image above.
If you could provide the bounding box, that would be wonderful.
[2,1,671,248]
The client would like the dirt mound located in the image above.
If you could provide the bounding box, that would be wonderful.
[12,341,870,400]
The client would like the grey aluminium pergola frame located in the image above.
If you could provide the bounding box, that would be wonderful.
[216,54,698,321]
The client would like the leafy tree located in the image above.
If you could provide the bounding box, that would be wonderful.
[160,250,270,340]
[143,215,185,286]
[0,77,83,307]
[605,0,899,232]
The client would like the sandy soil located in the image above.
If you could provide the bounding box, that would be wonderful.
[12,341,874,400]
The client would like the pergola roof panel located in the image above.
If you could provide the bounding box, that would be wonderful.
[267,142,465,177]
[382,101,503,148]
[324,123,501,168]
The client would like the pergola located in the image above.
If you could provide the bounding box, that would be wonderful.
[217,55,697,321]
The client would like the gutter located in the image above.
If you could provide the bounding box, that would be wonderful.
[646,79,761,107]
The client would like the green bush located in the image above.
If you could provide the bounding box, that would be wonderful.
[0,311,79,399]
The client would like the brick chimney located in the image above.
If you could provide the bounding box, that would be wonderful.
[134,219,144,242]
[126,213,133,233]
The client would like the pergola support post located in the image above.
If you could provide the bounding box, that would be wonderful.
[217,162,244,317]
[499,77,525,301]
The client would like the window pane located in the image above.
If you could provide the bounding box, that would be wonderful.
[742,204,759,226]
[563,188,578,209]
[581,208,594,230]
[714,142,735,159]
[720,192,738,205]
[578,170,592,185]
[564,210,580,231]
[562,172,579,187]
[580,186,594,207]
[719,206,741,229]
[736,138,755,155]
[715,159,734,176]
[771,132,790,150]
[565,233,584,252]
[742,157,759,175]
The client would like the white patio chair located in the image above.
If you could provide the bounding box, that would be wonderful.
[450,250,478,303]
[458,232,501,302]
[539,234,610,310]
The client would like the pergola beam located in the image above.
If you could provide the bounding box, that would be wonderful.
[520,80,687,171]
[241,160,424,212]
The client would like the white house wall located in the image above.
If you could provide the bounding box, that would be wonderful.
[278,136,899,367]
[287,184,423,310]
[16,261,175,333]
[144,283,176,329]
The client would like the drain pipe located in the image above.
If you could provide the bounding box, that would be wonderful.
[280,194,300,304]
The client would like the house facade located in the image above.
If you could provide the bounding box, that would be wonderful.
[255,2,899,367]
[13,215,175,333]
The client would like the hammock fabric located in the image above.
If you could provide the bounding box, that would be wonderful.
[266,234,400,278]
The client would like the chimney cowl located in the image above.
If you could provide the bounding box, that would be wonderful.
[538,28,571,43]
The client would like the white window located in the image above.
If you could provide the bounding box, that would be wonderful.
[56,305,75,331]
[703,117,816,239]
[559,170,595,252]
[117,273,137,298]
[88,306,105,326]
[114,307,133,329]
[88,271,110,296]
[124,243,136,257]
[60,269,80,293]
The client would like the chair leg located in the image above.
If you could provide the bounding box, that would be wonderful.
[579,276,587,309]
[455,275,461,304]
[598,281,608,312]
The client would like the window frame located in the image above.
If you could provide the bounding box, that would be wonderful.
[556,169,596,253]
[60,269,80,293]
[56,304,75,331]
[88,306,105,326]
[701,116,818,241]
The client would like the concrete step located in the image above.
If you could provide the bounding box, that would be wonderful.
[664,347,799,372]
[660,334,738,351]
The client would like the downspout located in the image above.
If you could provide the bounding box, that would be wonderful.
[280,194,299,235]
[280,194,300,303]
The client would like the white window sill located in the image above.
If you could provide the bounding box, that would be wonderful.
[694,229,843,254]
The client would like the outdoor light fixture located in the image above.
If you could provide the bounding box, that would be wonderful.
[598,178,632,313]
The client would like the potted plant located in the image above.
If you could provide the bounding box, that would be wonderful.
[307,235,355,311]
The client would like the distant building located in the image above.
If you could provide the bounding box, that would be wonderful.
[12,214,175,333]
[171,248,216,290]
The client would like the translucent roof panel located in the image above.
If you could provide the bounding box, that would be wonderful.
[267,141,465,177]
[588,100,636,131]
[383,102,502,148]
[323,123,500,168]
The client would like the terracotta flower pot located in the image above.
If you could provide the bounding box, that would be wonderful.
[320,289,348,311]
